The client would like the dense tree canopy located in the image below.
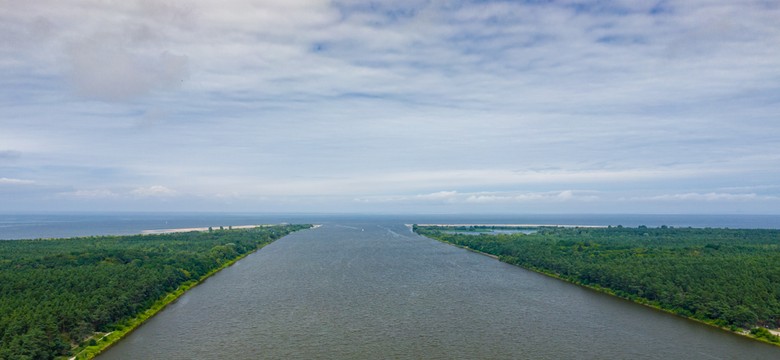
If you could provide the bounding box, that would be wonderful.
[0,225,309,360]
[415,225,780,340]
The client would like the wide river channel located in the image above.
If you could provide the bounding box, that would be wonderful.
[99,222,780,359]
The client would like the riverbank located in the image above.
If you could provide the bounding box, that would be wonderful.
[67,226,314,360]
[413,226,780,348]
[69,247,262,359]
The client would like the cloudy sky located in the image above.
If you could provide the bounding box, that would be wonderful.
[1,0,779,214]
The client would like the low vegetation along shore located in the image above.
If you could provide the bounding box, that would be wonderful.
[0,224,311,360]
[414,224,780,346]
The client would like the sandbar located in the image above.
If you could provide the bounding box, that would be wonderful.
[141,224,270,235]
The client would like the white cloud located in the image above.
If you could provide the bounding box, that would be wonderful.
[66,41,188,102]
[415,190,458,200]
[631,192,778,202]
[356,190,599,204]
[211,167,710,198]
[354,190,458,203]
[465,190,599,203]
[131,185,177,197]
[58,189,119,199]
[1,0,191,102]
[0,177,35,185]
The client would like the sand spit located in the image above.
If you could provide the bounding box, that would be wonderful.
[141,224,321,235]
[141,225,271,235]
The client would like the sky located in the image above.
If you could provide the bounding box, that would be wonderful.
[1,0,779,214]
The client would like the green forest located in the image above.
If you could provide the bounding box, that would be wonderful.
[415,225,780,344]
[0,225,310,360]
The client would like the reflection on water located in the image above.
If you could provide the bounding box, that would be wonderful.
[98,222,780,359]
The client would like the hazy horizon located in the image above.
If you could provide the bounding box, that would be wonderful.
[2,1,779,214]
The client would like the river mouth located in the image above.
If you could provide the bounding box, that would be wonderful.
[98,221,780,359]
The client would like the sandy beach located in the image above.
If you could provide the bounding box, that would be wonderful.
[141,225,269,235]
[142,224,321,235]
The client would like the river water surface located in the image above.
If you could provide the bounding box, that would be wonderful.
[98,222,780,359]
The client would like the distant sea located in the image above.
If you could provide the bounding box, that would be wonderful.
[1,213,779,240]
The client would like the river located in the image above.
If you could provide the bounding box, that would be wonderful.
[98,221,779,359]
